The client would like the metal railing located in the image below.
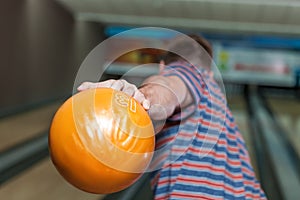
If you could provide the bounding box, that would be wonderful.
[245,86,300,200]
[0,132,49,185]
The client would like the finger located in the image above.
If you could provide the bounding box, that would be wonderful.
[159,60,165,72]
[122,81,137,97]
[111,80,124,90]
[138,86,153,110]
[77,81,93,91]
[133,90,145,102]
[142,99,150,110]
[95,79,115,88]
[133,90,150,109]
[77,80,115,91]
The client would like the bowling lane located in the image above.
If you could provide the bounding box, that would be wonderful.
[0,97,139,200]
[266,97,300,155]
[0,158,104,200]
[0,102,61,151]
[0,101,107,200]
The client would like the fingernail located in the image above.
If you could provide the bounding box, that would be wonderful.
[143,100,150,110]
[77,85,84,91]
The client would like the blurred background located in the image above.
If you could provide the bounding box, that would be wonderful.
[0,0,299,199]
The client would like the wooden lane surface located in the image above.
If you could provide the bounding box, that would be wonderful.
[0,102,106,200]
[0,158,104,200]
[0,102,61,151]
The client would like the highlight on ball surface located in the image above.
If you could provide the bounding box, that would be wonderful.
[49,88,155,194]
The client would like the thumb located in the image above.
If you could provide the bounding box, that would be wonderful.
[159,60,165,72]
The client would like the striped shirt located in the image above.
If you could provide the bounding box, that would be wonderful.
[149,61,266,200]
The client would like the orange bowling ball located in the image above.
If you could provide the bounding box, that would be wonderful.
[49,88,155,194]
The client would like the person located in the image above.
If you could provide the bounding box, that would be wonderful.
[77,34,266,199]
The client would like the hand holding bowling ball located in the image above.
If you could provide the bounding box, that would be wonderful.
[77,79,150,110]
[49,88,155,194]
[78,78,183,121]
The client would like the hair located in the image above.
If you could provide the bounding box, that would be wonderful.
[162,34,213,68]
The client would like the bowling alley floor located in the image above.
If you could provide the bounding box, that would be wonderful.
[0,103,60,151]
[2,94,291,199]
[0,158,104,200]
[0,102,105,200]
